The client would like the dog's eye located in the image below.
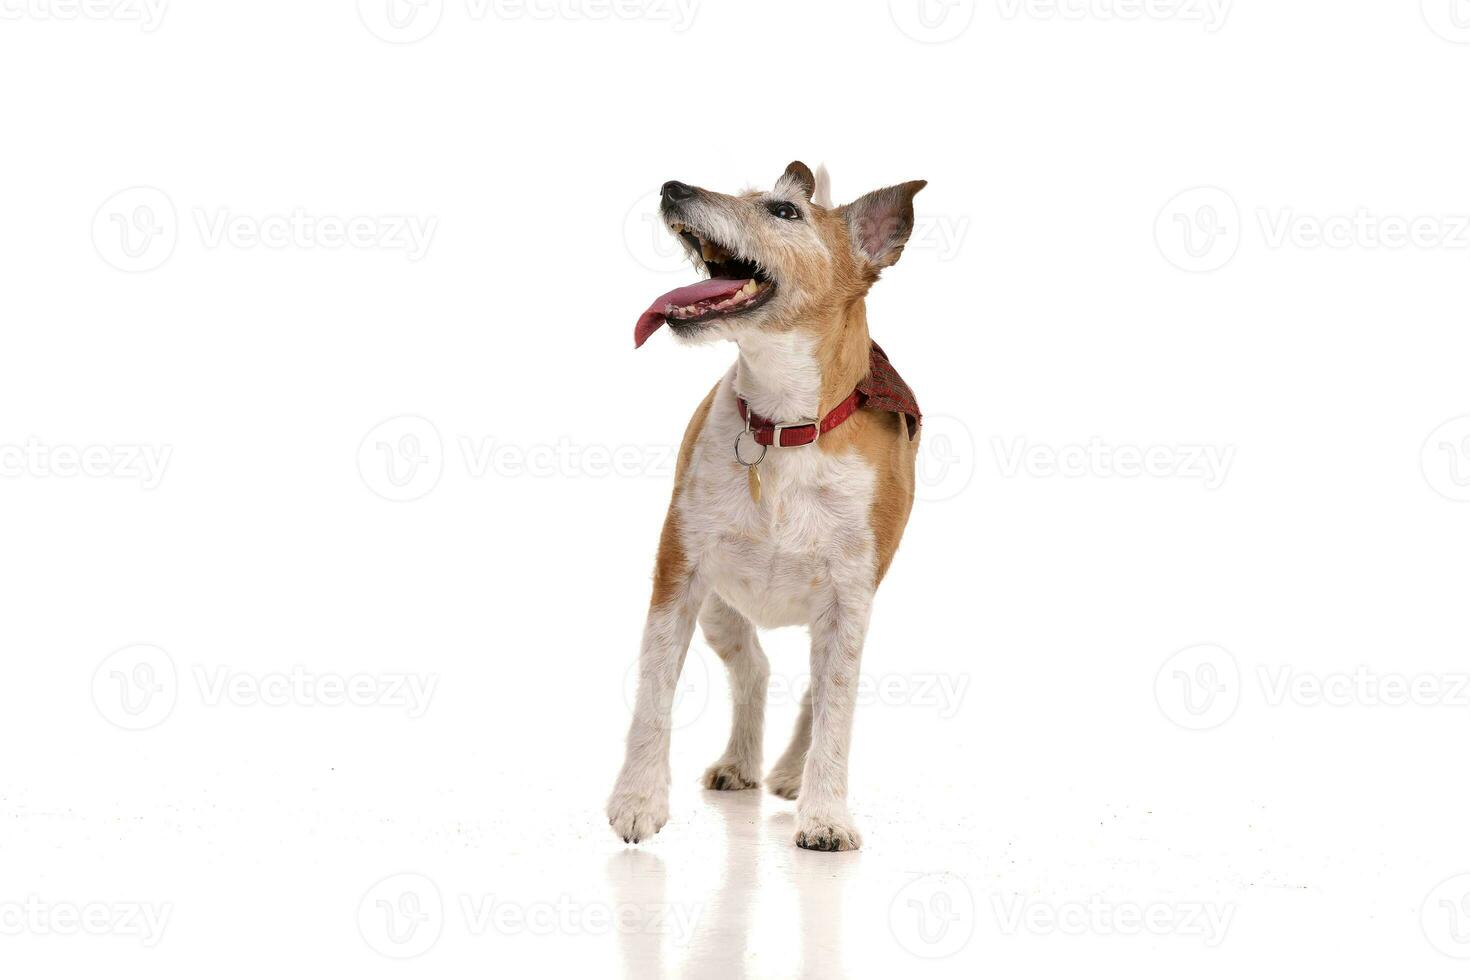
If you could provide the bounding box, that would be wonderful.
[768,202,801,221]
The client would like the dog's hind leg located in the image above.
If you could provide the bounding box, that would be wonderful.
[607,514,705,844]
[699,595,768,791]
[765,689,810,800]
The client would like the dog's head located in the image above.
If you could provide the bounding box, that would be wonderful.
[634,162,927,348]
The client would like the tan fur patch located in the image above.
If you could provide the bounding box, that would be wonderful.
[649,382,718,608]
[821,403,918,586]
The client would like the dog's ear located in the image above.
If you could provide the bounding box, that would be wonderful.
[777,161,817,202]
[811,164,832,208]
[843,180,927,271]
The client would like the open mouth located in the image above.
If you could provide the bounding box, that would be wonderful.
[633,223,777,348]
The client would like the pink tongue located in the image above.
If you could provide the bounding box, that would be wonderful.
[634,278,750,348]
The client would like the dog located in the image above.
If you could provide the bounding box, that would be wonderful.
[608,161,926,851]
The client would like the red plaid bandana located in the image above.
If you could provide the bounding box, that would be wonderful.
[861,342,921,440]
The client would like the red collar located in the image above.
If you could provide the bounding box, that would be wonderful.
[736,389,864,448]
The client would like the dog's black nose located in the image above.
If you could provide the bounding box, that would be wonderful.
[661,180,696,205]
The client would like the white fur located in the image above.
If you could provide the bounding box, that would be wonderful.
[608,595,701,843]
[734,331,821,422]
[610,358,879,850]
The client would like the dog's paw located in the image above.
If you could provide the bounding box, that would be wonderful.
[606,791,669,844]
[794,814,861,852]
[765,764,802,800]
[702,759,760,791]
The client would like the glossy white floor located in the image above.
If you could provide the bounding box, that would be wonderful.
[9,617,1469,979]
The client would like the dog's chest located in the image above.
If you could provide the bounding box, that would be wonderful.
[678,382,877,628]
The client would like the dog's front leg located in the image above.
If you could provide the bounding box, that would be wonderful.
[608,522,704,844]
[794,593,872,851]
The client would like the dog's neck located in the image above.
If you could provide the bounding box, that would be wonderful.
[734,300,871,422]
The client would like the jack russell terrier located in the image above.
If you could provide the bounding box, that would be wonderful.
[608,162,925,851]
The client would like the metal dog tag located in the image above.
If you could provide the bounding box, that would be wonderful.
[734,424,767,506]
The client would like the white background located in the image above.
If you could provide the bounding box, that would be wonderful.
[3,0,1470,977]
